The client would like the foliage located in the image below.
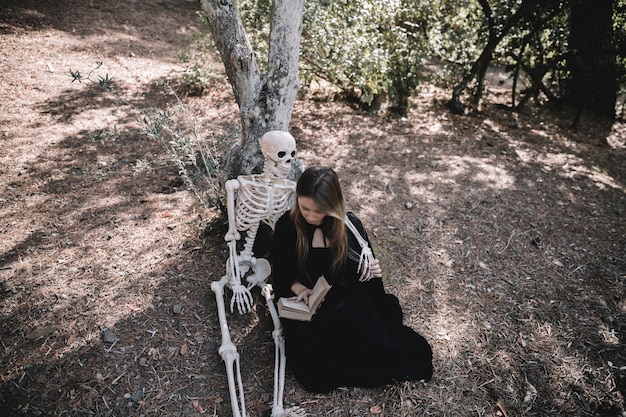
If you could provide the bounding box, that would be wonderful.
[380,0,431,113]
[178,29,221,96]
[180,63,214,96]
[69,62,115,91]
[237,0,271,70]
[141,104,235,211]
[89,126,119,144]
[496,1,571,106]
[425,0,485,79]
[425,0,624,114]
[238,0,430,114]
[231,0,625,116]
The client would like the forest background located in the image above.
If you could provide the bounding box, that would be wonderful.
[0,0,625,416]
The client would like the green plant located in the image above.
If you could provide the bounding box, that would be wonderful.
[299,0,430,113]
[177,26,219,96]
[237,0,430,114]
[181,64,214,96]
[142,101,236,211]
[88,126,119,143]
[69,62,114,91]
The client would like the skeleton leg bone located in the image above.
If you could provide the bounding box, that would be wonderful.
[212,276,247,417]
[260,283,306,417]
[260,283,285,416]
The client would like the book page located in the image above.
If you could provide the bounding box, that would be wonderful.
[278,298,311,312]
[277,276,331,315]
[307,276,330,312]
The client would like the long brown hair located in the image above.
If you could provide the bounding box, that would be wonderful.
[290,166,348,282]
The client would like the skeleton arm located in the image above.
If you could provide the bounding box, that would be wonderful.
[224,178,254,313]
[225,179,242,244]
[224,178,242,285]
[345,215,377,281]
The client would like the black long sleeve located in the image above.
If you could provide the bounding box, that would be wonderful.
[271,211,301,298]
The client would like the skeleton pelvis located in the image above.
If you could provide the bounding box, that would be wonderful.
[226,256,271,286]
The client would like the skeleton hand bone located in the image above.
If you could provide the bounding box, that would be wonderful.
[364,258,382,279]
[357,247,377,282]
[230,283,253,314]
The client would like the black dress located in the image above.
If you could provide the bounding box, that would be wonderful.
[272,211,433,393]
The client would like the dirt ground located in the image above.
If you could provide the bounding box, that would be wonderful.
[1,1,625,416]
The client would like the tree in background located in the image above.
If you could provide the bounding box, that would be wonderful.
[240,0,431,116]
[444,0,567,114]
[299,0,430,116]
[200,0,624,155]
[198,0,304,178]
[434,0,623,122]
[566,0,618,122]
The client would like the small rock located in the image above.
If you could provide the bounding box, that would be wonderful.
[101,329,118,344]
[172,304,183,315]
[26,325,58,340]
[130,389,144,403]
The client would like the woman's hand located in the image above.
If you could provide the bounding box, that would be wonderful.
[368,258,382,278]
[295,288,314,304]
[290,282,314,304]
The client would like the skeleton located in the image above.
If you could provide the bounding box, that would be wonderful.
[212,130,305,417]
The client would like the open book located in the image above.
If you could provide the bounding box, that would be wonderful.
[277,276,332,321]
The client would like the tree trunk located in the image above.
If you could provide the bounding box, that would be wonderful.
[448,0,562,114]
[198,0,305,178]
[449,0,521,114]
[566,0,617,120]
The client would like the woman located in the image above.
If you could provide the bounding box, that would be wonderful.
[272,166,433,393]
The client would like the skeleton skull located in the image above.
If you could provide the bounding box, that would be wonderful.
[260,130,296,178]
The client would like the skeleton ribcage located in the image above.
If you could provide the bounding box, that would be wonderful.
[234,181,293,232]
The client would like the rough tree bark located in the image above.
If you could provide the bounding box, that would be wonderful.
[198,0,305,178]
